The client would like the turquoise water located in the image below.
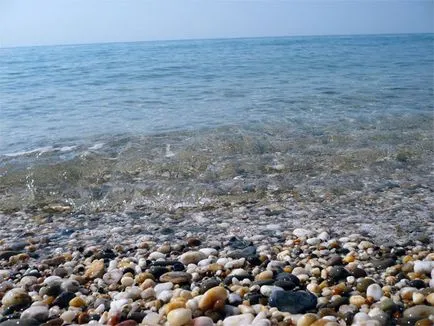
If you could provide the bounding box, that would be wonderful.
[0,34,433,213]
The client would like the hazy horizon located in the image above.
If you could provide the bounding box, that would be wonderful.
[1,0,433,48]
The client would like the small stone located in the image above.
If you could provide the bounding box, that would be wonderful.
[53,292,76,308]
[179,251,206,265]
[167,308,192,326]
[327,255,343,266]
[141,312,161,325]
[160,272,192,284]
[61,279,80,293]
[77,312,90,324]
[256,270,273,281]
[349,295,366,307]
[69,297,86,308]
[60,311,76,323]
[297,313,319,326]
[414,261,434,275]
[403,305,434,320]
[222,313,254,326]
[187,237,202,247]
[121,276,134,287]
[198,286,228,311]
[329,266,351,282]
[269,290,317,314]
[20,305,49,322]
[84,259,105,279]
[366,283,383,301]
[1,288,32,308]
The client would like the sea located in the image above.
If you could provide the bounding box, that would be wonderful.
[0,33,433,214]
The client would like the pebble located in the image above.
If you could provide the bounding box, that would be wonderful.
[84,259,105,279]
[414,261,434,275]
[1,288,32,308]
[179,251,206,265]
[403,305,434,320]
[193,316,214,326]
[167,308,192,326]
[366,283,383,301]
[198,286,228,311]
[222,313,255,326]
[160,271,192,284]
[269,290,317,314]
[20,305,49,322]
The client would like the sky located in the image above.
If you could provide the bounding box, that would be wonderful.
[0,0,433,47]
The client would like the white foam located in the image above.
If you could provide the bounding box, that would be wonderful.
[3,146,54,157]
[88,143,104,150]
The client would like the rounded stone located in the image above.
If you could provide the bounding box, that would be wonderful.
[297,313,319,326]
[1,288,32,308]
[366,283,383,301]
[20,305,49,322]
[403,305,434,320]
[198,286,228,311]
[160,272,192,284]
[69,297,86,308]
[179,251,206,265]
[167,308,192,326]
[269,290,317,314]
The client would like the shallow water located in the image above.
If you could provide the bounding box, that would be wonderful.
[0,34,433,213]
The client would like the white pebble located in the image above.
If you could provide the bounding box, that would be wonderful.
[414,260,434,274]
[223,313,255,326]
[366,284,383,301]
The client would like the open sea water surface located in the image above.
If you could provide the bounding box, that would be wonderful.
[0,34,433,213]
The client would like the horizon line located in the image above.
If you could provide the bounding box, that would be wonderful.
[1,31,433,50]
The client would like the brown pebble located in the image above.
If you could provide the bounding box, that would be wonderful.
[187,237,201,247]
[84,259,105,279]
[198,286,228,311]
[77,312,90,324]
[107,314,120,326]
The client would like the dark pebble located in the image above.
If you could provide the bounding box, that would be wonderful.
[274,279,297,290]
[244,293,263,305]
[227,246,257,259]
[53,292,76,308]
[352,267,368,278]
[327,255,343,266]
[148,266,169,278]
[269,290,318,314]
[200,277,221,294]
[246,255,262,266]
[45,284,62,297]
[187,237,201,247]
[409,279,426,289]
[329,266,351,282]
[122,267,136,275]
[372,258,396,269]
[276,273,300,287]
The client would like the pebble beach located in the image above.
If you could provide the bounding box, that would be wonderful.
[0,192,433,326]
